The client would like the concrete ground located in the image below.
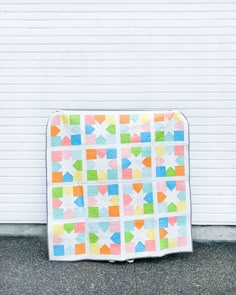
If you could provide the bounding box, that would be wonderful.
[0,236,235,295]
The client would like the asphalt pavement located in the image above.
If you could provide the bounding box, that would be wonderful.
[0,236,235,295]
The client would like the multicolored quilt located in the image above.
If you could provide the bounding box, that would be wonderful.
[47,110,192,261]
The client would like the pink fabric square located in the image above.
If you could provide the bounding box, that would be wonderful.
[124,206,134,216]
[53,235,63,244]
[177,236,187,247]
[141,122,150,132]
[85,115,95,124]
[157,181,167,192]
[174,145,184,156]
[168,216,177,226]
[122,168,132,179]
[62,150,72,160]
[145,240,156,251]
[51,115,60,125]
[176,180,185,191]
[125,242,135,253]
[75,222,85,233]
[110,244,121,255]
[156,157,165,166]
[51,151,62,162]
[86,134,96,144]
[110,221,120,232]
[131,134,140,143]
[121,148,131,158]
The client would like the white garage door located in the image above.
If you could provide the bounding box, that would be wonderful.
[0,0,236,224]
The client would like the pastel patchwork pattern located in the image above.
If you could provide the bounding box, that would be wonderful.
[86,148,118,181]
[159,216,188,251]
[155,145,185,177]
[123,182,154,216]
[157,180,187,213]
[51,113,81,147]
[87,184,120,218]
[52,186,85,219]
[124,219,156,254]
[51,150,83,183]
[47,110,192,261]
[120,113,151,143]
[89,222,121,255]
[154,111,185,142]
[121,146,152,179]
[53,222,86,256]
[85,114,116,144]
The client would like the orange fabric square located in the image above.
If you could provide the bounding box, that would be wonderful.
[157,192,167,203]
[75,243,85,255]
[95,115,105,124]
[52,172,63,183]
[86,149,97,159]
[51,126,60,136]
[109,206,120,217]
[154,113,164,122]
[175,166,185,176]
[73,186,83,197]
[120,115,130,124]
[100,245,110,254]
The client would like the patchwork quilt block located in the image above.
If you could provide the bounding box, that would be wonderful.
[47,110,192,261]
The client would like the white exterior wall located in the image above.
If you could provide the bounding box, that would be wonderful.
[0,0,236,224]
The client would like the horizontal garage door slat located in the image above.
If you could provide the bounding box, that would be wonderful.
[0,0,235,224]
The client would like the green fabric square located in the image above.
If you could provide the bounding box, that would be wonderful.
[89,233,99,243]
[121,133,131,143]
[144,203,154,214]
[64,223,74,234]
[73,160,82,171]
[166,167,176,177]
[160,238,168,250]
[106,124,116,135]
[87,170,98,181]
[88,207,99,218]
[155,131,164,142]
[52,187,63,198]
[70,115,80,125]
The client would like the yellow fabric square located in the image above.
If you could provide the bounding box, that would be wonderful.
[63,186,73,196]
[155,146,165,157]
[53,224,64,235]
[146,229,155,240]
[169,238,177,248]
[140,113,150,123]
[74,171,83,181]
[177,201,186,212]
[60,114,69,124]
[133,169,142,179]
[109,196,119,206]
[105,115,115,124]
[134,205,143,215]
[98,171,107,180]
[90,244,100,255]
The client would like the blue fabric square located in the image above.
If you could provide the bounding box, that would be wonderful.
[51,136,61,146]
[140,132,151,142]
[174,131,184,141]
[156,166,166,177]
[159,217,168,228]
[53,209,64,220]
[54,245,64,256]
[108,184,118,195]
[107,148,117,159]
[71,134,81,145]
[74,197,84,207]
